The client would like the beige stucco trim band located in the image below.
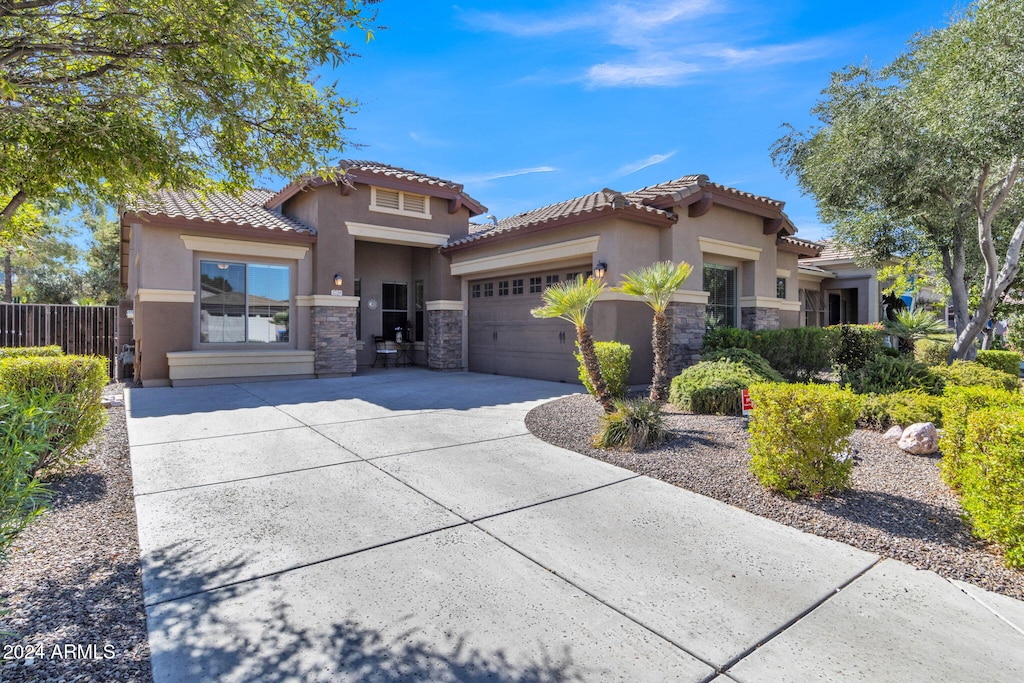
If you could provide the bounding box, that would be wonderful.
[425,300,465,311]
[776,268,791,278]
[295,295,359,308]
[596,289,710,304]
[181,235,309,260]
[451,236,601,277]
[345,221,449,247]
[136,288,195,303]
[698,236,762,261]
[740,296,802,312]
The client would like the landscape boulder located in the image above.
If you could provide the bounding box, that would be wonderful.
[898,422,939,455]
[882,425,904,443]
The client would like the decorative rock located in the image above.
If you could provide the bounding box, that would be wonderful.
[898,422,939,455]
[882,425,904,442]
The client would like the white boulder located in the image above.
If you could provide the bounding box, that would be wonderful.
[882,425,904,442]
[898,422,939,455]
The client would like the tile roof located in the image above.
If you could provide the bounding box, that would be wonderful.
[126,189,316,235]
[800,239,860,264]
[624,174,708,205]
[779,235,823,253]
[265,160,487,215]
[445,189,675,248]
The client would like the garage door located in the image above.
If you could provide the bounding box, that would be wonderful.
[467,269,587,383]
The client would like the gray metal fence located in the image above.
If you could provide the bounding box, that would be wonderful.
[0,303,119,376]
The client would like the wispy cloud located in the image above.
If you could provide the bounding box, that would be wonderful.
[460,166,558,184]
[408,131,450,148]
[464,1,839,88]
[615,151,677,177]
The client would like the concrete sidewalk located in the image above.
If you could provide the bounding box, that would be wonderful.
[127,369,1024,682]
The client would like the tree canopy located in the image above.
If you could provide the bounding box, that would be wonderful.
[0,0,379,234]
[773,0,1024,360]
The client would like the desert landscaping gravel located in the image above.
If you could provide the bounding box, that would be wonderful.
[0,385,151,683]
[526,393,1024,602]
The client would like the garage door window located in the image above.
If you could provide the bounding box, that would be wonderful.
[513,279,524,295]
[529,277,542,293]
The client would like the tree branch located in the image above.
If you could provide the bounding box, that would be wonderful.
[0,190,27,225]
[983,156,1020,226]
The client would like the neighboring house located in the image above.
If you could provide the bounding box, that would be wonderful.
[121,162,819,387]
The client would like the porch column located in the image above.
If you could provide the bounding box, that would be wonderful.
[426,300,464,371]
[740,298,781,331]
[666,292,708,377]
[298,295,359,377]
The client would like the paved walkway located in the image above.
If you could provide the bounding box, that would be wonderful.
[126,369,1024,682]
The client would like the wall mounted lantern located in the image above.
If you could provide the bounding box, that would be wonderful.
[593,261,608,280]
[333,273,344,288]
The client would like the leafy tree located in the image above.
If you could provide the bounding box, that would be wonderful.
[614,260,693,401]
[82,209,122,304]
[0,0,379,242]
[773,0,1024,362]
[531,276,614,413]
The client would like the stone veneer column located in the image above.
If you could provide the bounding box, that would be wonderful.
[740,306,780,331]
[300,295,359,377]
[426,300,464,371]
[666,301,707,378]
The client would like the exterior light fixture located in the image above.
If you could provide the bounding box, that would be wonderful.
[333,273,343,287]
[366,298,378,310]
[594,261,608,279]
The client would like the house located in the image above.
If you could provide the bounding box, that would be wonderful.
[121,162,821,387]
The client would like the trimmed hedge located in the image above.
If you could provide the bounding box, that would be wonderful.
[703,348,785,383]
[846,355,944,395]
[702,327,753,353]
[0,346,64,358]
[958,406,1024,567]
[857,390,944,430]
[0,355,109,473]
[930,360,1019,392]
[593,397,667,450]
[939,386,1024,492]
[748,383,861,499]
[576,341,631,399]
[669,360,775,415]
[914,338,953,366]
[975,349,1022,378]
[828,324,884,376]
[703,327,832,382]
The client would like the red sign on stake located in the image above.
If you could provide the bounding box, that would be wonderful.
[741,389,754,416]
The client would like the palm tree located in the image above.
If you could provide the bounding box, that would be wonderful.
[531,275,614,413]
[884,307,947,355]
[615,260,693,401]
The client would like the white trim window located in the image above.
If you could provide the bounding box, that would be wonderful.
[369,186,432,219]
[199,260,291,344]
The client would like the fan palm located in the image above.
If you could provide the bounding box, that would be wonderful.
[531,275,614,413]
[884,307,947,355]
[615,260,694,401]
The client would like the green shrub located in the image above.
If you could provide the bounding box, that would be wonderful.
[670,360,774,415]
[915,338,953,366]
[0,346,63,359]
[958,407,1024,567]
[749,327,833,382]
[703,348,785,383]
[576,341,631,398]
[702,327,753,353]
[975,349,1021,378]
[748,383,861,499]
[0,355,109,473]
[857,390,944,430]
[593,398,668,450]
[846,355,944,395]
[828,324,884,375]
[930,360,1019,392]
[0,392,55,561]
[939,386,1024,491]
[880,347,901,358]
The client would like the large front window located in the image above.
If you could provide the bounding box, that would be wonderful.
[703,264,737,330]
[200,260,290,343]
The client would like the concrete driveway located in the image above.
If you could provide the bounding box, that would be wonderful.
[127,369,1024,682]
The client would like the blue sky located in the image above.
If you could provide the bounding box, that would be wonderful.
[310,0,961,242]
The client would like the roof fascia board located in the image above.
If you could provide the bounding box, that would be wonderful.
[451,235,601,277]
